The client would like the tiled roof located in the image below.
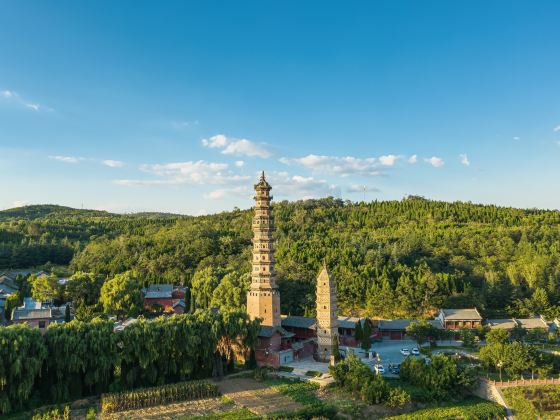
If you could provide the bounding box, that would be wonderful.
[486,319,517,329]
[281,315,316,329]
[143,284,174,299]
[258,325,295,338]
[379,319,443,331]
[516,317,548,330]
[12,308,52,321]
[337,316,363,329]
[440,308,482,321]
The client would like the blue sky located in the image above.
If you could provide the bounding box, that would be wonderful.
[1,1,559,214]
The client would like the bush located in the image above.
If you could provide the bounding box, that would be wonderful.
[253,367,269,382]
[100,380,219,413]
[32,406,70,420]
[386,387,411,408]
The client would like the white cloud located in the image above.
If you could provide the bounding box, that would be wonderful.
[280,154,380,177]
[408,154,418,164]
[553,125,560,132]
[513,136,520,141]
[378,154,400,166]
[49,155,84,164]
[102,159,125,168]
[170,120,199,129]
[204,186,248,200]
[346,184,380,193]
[201,134,272,158]
[459,154,470,166]
[11,200,30,208]
[234,160,245,167]
[115,160,249,187]
[1,89,52,112]
[425,156,444,167]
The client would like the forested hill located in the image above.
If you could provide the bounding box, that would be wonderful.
[2,198,560,319]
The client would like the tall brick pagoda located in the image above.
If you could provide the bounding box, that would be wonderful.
[316,264,338,362]
[247,171,281,327]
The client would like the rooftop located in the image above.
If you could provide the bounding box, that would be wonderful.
[142,284,174,299]
[485,319,518,329]
[281,315,316,329]
[440,308,482,321]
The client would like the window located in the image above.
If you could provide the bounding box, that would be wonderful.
[38,321,46,329]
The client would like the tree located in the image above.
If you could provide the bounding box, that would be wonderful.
[31,273,59,303]
[361,319,372,350]
[4,292,22,321]
[531,287,550,314]
[99,272,142,319]
[332,334,341,362]
[191,267,222,310]
[210,271,249,310]
[486,328,510,345]
[405,320,437,346]
[510,324,527,342]
[65,272,104,308]
[354,320,363,343]
[64,304,71,322]
[459,328,476,348]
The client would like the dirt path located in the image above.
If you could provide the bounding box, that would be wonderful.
[101,397,235,420]
[215,378,303,415]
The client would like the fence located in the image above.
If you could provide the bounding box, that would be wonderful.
[481,377,560,388]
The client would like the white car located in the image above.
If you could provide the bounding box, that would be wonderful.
[374,364,385,374]
[411,348,420,356]
[400,348,410,356]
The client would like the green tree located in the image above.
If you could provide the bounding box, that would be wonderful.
[64,304,71,322]
[31,274,59,302]
[99,272,142,319]
[459,328,476,348]
[332,334,341,362]
[4,292,22,321]
[486,328,510,345]
[405,320,437,346]
[191,267,222,310]
[65,272,104,308]
[361,319,372,350]
[210,271,249,310]
[354,320,363,343]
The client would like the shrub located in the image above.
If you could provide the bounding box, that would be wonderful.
[101,380,219,413]
[32,406,70,420]
[386,387,411,408]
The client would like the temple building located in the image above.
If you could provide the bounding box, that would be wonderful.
[249,172,367,367]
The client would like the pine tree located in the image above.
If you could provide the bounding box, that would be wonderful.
[332,334,340,361]
[354,320,363,344]
[64,304,71,322]
[361,319,372,350]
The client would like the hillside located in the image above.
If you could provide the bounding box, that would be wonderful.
[2,198,560,318]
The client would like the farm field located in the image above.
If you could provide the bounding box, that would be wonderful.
[502,385,560,420]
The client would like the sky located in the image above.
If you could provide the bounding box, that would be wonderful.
[1,1,559,215]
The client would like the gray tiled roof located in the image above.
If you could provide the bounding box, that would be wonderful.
[337,316,363,329]
[258,325,295,338]
[12,308,52,321]
[142,284,174,299]
[281,315,316,329]
[441,308,482,321]
[516,317,548,330]
[486,319,517,329]
[379,319,443,331]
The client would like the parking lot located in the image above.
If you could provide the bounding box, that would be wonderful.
[341,338,424,375]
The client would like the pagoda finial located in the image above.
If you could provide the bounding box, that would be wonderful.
[260,170,266,181]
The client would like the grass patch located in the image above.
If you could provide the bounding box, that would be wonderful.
[385,397,505,419]
[277,366,294,373]
[181,408,259,420]
[502,385,560,420]
[267,379,321,406]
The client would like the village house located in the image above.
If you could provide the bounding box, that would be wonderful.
[141,284,186,314]
[378,319,443,340]
[436,308,483,330]
[486,316,550,332]
[11,297,68,331]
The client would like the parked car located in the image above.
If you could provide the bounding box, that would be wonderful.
[374,364,385,374]
[389,364,400,374]
[411,348,420,355]
[400,348,410,356]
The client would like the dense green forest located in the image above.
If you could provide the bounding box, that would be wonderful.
[2,198,560,319]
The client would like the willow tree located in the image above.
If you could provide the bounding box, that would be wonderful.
[41,319,117,402]
[0,325,47,414]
